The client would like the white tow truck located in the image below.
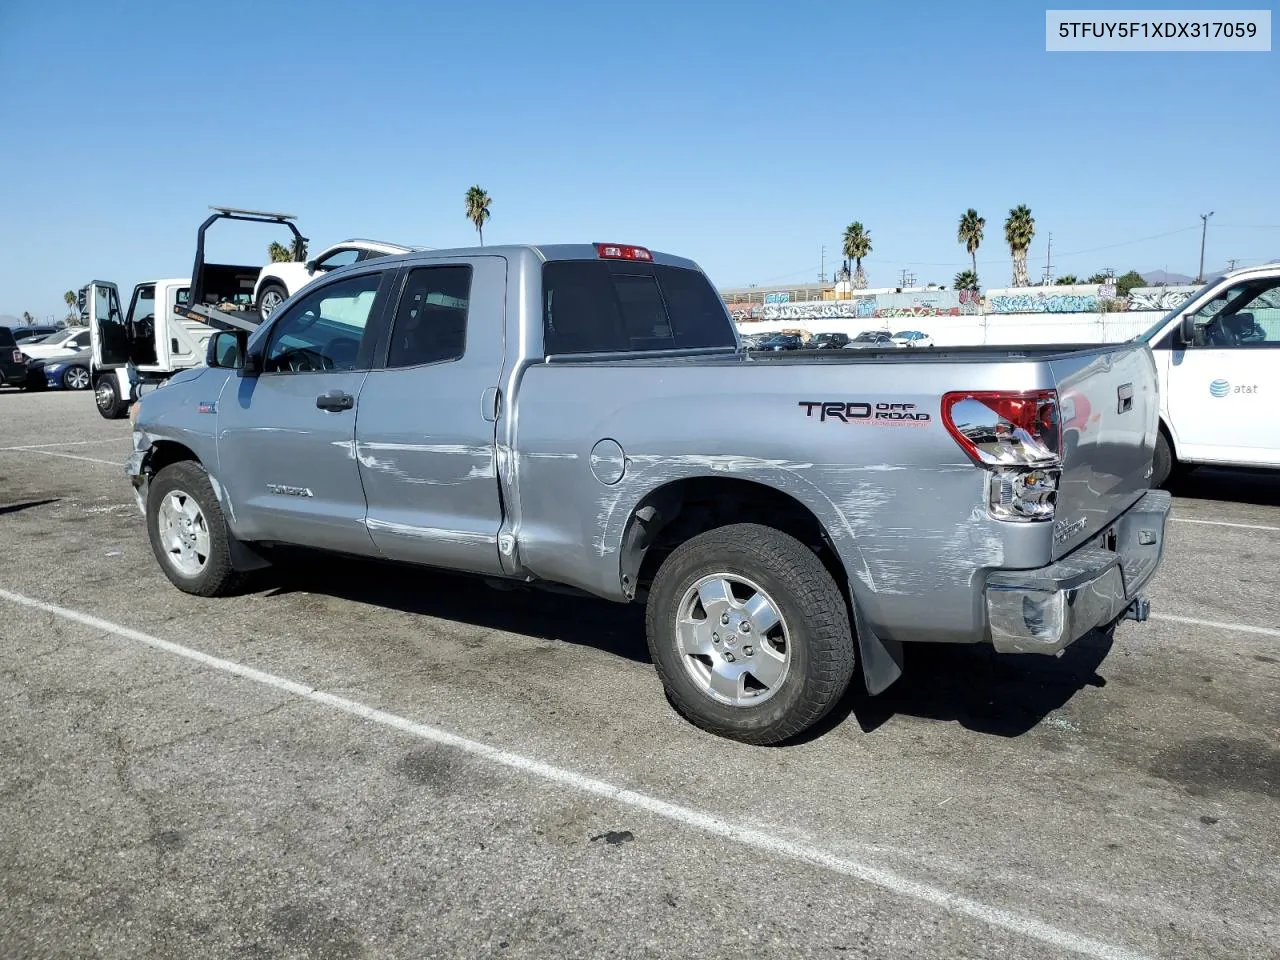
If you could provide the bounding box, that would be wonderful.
[1137,263,1280,484]
[82,207,310,418]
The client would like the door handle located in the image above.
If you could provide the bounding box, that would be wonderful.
[316,391,354,412]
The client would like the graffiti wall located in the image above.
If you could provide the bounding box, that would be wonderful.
[985,285,1101,314]
[1125,286,1198,311]
[726,284,1197,322]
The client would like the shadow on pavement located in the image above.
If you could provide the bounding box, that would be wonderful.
[797,627,1115,743]
[0,498,60,517]
[1170,467,1280,508]
[262,551,652,665]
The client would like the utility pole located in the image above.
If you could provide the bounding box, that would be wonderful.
[1227,258,1238,271]
[819,245,826,284]
[1196,211,1214,283]
[899,268,916,289]
[1042,232,1054,285]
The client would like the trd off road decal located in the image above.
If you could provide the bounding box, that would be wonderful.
[798,401,932,427]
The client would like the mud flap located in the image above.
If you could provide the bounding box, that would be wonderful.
[852,601,904,695]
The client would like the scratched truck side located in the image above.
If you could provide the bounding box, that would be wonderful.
[124,242,1173,744]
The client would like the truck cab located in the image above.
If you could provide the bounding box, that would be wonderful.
[81,278,197,418]
[1138,263,1280,483]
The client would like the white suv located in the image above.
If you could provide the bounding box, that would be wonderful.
[253,239,414,318]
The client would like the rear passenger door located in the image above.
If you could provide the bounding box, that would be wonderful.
[355,257,509,575]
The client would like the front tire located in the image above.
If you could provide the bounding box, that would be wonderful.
[257,282,289,319]
[94,374,128,419]
[62,365,91,390]
[1151,430,1181,488]
[646,523,856,745]
[146,461,244,597]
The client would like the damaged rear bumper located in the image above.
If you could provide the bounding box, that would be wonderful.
[984,489,1172,655]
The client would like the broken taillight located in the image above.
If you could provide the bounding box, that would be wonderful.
[942,389,1062,522]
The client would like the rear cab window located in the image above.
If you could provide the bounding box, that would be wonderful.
[542,259,735,355]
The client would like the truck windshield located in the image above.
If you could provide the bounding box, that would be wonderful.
[542,260,736,355]
[1134,276,1222,342]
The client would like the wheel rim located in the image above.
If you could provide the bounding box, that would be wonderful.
[66,367,90,389]
[96,382,114,410]
[260,290,284,317]
[156,489,211,577]
[675,573,791,707]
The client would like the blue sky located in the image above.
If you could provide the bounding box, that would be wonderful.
[1,0,1276,319]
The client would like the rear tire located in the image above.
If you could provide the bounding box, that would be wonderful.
[146,461,244,597]
[645,523,856,745]
[94,374,128,419]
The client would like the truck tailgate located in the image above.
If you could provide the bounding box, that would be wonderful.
[1049,344,1159,559]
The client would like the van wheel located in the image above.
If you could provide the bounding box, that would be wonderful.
[1151,430,1187,488]
[94,375,127,419]
[646,523,856,745]
[146,461,244,597]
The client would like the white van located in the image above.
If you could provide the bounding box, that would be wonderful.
[1137,263,1280,485]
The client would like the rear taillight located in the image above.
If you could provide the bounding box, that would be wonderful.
[12,349,22,364]
[942,389,1062,522]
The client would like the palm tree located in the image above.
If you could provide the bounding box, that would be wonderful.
[1004,205,1035,287]
[267,241,293,263]
[465,185,491,246]
[842,222,872,289]
[21,311,33,325]
[957,209,985,283]
[63,290,77,322]
[953,269,979,291]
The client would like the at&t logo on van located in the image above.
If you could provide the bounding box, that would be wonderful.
[1208,378,1258,398]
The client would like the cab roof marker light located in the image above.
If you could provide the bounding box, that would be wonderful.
[595,243,653,262]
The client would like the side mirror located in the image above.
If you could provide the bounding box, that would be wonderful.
[1179,314,1198,344]
[305,259,317,273]
[206,330,248,370]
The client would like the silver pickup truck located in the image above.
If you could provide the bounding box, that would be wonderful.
[124,242,1172,744]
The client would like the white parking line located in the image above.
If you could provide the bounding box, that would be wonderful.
[3,449,121,466]
[1152,613,1280,638]
[0,438,129,451]
[0,587,1152,960]
[1171,518,1280,533]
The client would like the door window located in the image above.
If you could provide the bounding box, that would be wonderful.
[264,272,382,373]
[1188,278,1280,348]
[386,266,473,368]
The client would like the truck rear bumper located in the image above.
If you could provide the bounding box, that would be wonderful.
[984,490,1172,655]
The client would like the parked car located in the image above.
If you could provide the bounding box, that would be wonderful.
[755,333,805,351]
[11,324,62,344]
[127,240,1171,745]
[19,327,92,361]
[26,347,92,391]
[0,326,29,388]
[811,332,851,350]
[892,330,933,348]
[254,239,415,319]
[844,330,897,349]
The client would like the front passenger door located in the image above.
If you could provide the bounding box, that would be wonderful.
[216,269,392,553]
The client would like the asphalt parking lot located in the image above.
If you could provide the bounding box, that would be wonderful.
[1,388,1276,960]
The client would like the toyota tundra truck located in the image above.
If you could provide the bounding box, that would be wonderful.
[113,242,1172,744]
